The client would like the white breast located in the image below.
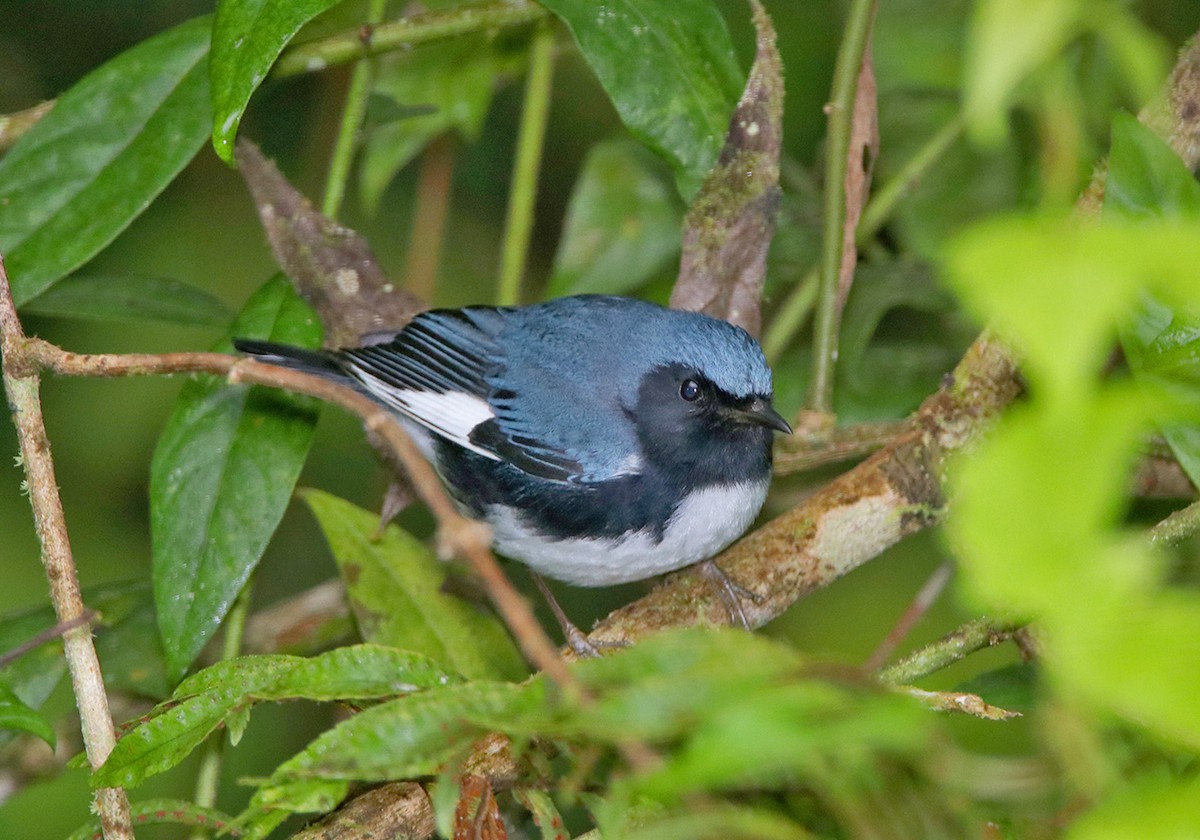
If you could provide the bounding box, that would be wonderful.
[486,480,770,586]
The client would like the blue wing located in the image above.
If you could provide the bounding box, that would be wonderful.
[336,307,585,482]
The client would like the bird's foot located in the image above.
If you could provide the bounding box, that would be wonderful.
[698,560,763,631]
[532,573,626,658]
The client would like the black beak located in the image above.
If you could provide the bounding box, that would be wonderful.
[737,398,792,434]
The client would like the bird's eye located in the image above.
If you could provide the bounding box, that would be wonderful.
[679,379,702,402]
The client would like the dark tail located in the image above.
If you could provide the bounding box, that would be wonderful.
[233,339,349,381]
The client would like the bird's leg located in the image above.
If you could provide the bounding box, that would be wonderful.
[532,573,621,658]
[698,560,763,631]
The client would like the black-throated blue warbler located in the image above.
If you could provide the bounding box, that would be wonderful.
[236,295,790,617]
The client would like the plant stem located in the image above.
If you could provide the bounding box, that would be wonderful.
[762,266,817,363]
[876,618,1020,686]
[188,581,253,840]
[808,0,877,414]
[496,18,555,306]
[322,0,388,220]
[274,0,546,79]
[405,134,456,301]
[0,257,133,839]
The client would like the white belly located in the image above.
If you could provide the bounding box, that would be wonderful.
[486,480,770,586]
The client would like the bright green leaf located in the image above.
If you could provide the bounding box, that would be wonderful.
[539,0,744,199]
[0,16,211,305]
[301,489,526,681]
[963,0,1083,142]
[249,644,460,701]
[20,274,233,328]
[210,0,343,162]
[1068,776,1200,840]
[548,140,683,298]
[263,679,545,784]
[151,276,322,683]
[359,36,505,214]
[0,680,55,747]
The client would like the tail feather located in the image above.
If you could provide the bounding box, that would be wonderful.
[233,339,348,381]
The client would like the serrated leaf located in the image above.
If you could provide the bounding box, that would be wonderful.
[547,140,682,298]
[249,644,460,701]
[0,16,211,305]
[0,680,55,747]
[97,655,299,788]
[66,797,239,840]
[151,276,322,683]
[301,489,526,681]
[210,0,343,162]
[265,679,545,783]
[540,0,743,199]
[20,274,233,328]
[359,36,504,214]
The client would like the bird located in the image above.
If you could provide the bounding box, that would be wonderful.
[235,294,791,644]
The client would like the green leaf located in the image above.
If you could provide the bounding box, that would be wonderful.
[210,0,343,163]
[0,16,211,305]
[0,680,55,747]
[90,582,171,700]
[1106,116,1200,487]
[97,655,300,788]
[20,274,233,328]
[249,644,460,702]
[151,276,322,683]
[67,798,239,840]
[547,140,683,298]
[1105,112,1200,223]
[359,36,505,214]
[301,489,526,681]
[1068,777,1200,840]
[263,679,545,783]
[954,663,1038,714]
[539,0,743,199]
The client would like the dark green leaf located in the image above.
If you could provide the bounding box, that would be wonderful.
[547,140,682,298]
[540,0,743,199]
[90,582,170,700]
[151,276,322,683]
[0,680,55,747]
[1105,112,1200,223]
[210,0,343,162]
[21,274,233,328]
[0,16,211,305]
[359,36,506,214]
[302,489,526,681]
[1107,115,1200,487]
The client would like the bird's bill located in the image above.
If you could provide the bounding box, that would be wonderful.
[732,398,792,434]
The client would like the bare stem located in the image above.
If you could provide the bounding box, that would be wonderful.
[273,0,547,80]
[321,0,389,220]
[0,257,133,839]
[405,134,456,301]
[808,0,878,414]
[496,18,555,306]
[876,618,1021,686]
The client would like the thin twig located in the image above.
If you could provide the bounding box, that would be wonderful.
[862,561,953,672]
[496,18,555,306]
[18,338,576,692]
[273,0,547,80]
[876,618,1021,686]
[808,0,878,414]
[321,0,388,220]
[0,610,97,670]
[0,257,133,839]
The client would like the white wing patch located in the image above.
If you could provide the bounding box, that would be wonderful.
[354,377,500,462]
